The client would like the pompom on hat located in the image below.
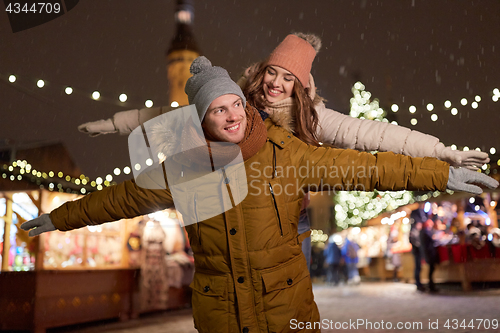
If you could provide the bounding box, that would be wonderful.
[267,33,321,88]
[185,56,246,121]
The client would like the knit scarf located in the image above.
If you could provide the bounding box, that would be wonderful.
[178,105,267,169]
[264,97,295,133]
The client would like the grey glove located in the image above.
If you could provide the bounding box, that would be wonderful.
[447,167,499,195]
[20,214,56,237]
[78,118,117,137]
[435,144,490,171]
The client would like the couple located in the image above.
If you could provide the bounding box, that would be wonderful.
[79,33,489,271]
[23,41,498,333]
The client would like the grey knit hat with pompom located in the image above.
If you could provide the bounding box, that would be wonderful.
[185,56,246,121]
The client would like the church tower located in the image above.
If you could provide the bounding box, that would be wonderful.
[166,0,200,106]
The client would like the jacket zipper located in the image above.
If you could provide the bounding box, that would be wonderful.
[194,196,202,246]
[269,182,283,236]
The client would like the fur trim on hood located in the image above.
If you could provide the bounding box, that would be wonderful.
[148,113,185,160]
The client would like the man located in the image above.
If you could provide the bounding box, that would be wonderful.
[409,205,427,292]
[420,218,440,292]
[341,234,360,285]
[22,56,498,333]
[323,235,342,285]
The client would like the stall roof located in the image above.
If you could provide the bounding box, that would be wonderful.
[0,140,88,193]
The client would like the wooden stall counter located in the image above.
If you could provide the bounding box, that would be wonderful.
[400,244,500,291]
[0,269,139,333]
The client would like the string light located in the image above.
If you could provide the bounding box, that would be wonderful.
[451,108,458,115]
[410,118,417,126]
[491,147,496,154]
[492,89,500,102]
[444,100,451,108]
[431,114,438,121]
[4,73,159,107]
[461,98,468,106]
[426,103,434,111]
[391,104,399,112]
[1,159,133,194]
[171,101,179,107]
[409,105,416,113]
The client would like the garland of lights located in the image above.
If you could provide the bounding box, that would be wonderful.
[0,160,136,194]
[3,72,500,126]
[351,82,499,154]
[3,73,181,108]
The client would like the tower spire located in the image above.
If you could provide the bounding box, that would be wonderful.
[166,0,200,106]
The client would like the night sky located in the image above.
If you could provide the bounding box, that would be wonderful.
[1,0,499,183]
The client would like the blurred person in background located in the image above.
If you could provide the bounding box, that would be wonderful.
[420,218,439,292]
[342,233,360,285]
[324,234,343,286]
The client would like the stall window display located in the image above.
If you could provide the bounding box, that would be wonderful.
[43,220,125,269]
[1,195,39,271]
[0,190,129,271]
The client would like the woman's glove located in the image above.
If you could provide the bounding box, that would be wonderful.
[447,167,499,195]
[78,118,116,137]
[435,144,490,170]
[20,214,56,237]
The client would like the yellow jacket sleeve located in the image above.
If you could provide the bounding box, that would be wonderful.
[50,178,174,231]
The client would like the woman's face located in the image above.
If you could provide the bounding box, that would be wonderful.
[262,65,295,103]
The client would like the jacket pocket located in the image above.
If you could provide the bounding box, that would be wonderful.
[260,255,315,332]
[190,272,231,333]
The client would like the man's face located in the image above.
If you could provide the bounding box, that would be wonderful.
[202,94,247,144]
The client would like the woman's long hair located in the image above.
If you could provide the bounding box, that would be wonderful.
[242,62,320,147]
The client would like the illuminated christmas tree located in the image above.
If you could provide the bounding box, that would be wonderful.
[334,82,413,230]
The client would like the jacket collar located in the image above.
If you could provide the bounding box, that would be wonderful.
[265,118,294,149]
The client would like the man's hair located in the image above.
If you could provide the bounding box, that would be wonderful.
[242,61,320,147]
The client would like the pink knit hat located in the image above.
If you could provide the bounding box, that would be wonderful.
[267,34,318,88]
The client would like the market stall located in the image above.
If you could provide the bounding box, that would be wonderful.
[0,144,193,333]
[350,190,500,290]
